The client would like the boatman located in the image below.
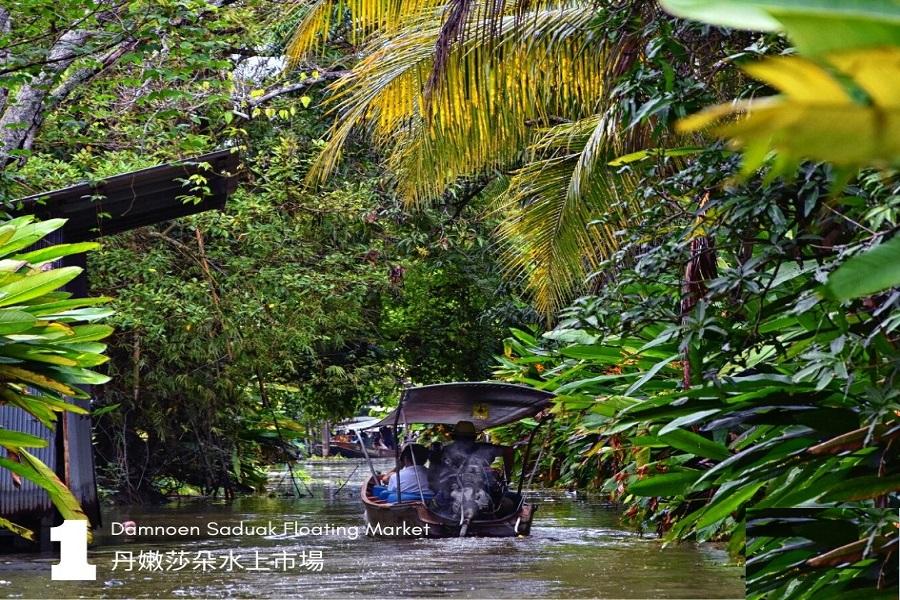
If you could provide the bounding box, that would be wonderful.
[440,421,513,478]
[430,421,514,517]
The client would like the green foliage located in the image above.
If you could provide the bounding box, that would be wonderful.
[81,136,520,497]
[3,0,527,501]
[825,234,900,301]
[3,9,898,600]
[491,12,898,598]
[381,235,533,383]
[746,508,898,599]
[497,166,899,579]
[0,216,111,540]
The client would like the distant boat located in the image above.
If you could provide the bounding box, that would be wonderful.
[316,416,395,458]
[360,381,554,538]
[319,441,395,459]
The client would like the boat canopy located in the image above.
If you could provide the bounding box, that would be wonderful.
[337,416,383,431]
[373,382,554,430]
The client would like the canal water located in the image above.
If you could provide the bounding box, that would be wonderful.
[1,459,744,598]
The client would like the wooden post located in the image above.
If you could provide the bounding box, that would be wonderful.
[321,421,330,457]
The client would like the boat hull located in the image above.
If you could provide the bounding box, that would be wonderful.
[360,476,536,538]
[314,442,395,459]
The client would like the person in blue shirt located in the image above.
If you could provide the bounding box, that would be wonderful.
[377,444,432,501]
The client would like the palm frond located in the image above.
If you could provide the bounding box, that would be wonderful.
[286,0,444,62]
[308,2,611,202]
[494,114,640,316]
[298,0,649,314]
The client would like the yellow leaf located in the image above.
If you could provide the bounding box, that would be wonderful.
[678,48,900,170]
[743,55,852,103]
[0,365,80,396]
[826,46,900,107]
[0,516,34,541]
[677,100,753,134]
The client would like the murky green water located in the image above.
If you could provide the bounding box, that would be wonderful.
[1,460,743,598]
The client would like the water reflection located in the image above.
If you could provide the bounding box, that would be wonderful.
[1,459,744,599]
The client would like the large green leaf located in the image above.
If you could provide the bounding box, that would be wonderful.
[2,390,57,429]
[0,219,66,257]
[559,344,623,363]
[0,227,17,248]
[11,242,100,265]
[660,0,782,31]
[659,409,722,435]
[659,428,732,461]
[42,307,115,324]
[660,0,900,54]
[22,296,111,316]
[625,353,680,395]
[823,235,900,301]
[48,365,112,385]
[0,309,38,335]
[822,475,900,501]
[696,480,766,529]
[0,344,80,366]
[50,324,114,344]
[0,429,49,449]
[0,267,83,308]
[628,469,703,496]
[28,393,90,415]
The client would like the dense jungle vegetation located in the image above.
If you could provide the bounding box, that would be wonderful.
[0,0,898,597]
[0,0,534,504]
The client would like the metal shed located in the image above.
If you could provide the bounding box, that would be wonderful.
[0,150,240,549]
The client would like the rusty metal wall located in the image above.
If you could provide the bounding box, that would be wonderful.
[0,406,57,525]
[64,399,101,525]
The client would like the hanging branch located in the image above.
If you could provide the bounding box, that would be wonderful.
[255,367,314,498]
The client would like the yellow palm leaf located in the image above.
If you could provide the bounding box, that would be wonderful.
[494,114,641,316]
[308,2,609,204]
[286,0,444,62]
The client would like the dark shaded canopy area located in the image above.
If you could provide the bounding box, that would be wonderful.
[375,382,554,429]
[12,150,240,241]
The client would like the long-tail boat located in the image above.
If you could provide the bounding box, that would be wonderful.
[359,382,554,538]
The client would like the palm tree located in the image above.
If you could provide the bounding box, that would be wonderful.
[288,0,900,311]
[287,0,650,316]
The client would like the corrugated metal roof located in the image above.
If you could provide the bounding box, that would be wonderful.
[13,149,240,241]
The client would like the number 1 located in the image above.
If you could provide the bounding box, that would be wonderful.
[50,520,96,581]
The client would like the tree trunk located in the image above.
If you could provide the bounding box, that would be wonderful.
[0,29,91,168]
[0,9,11,115]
